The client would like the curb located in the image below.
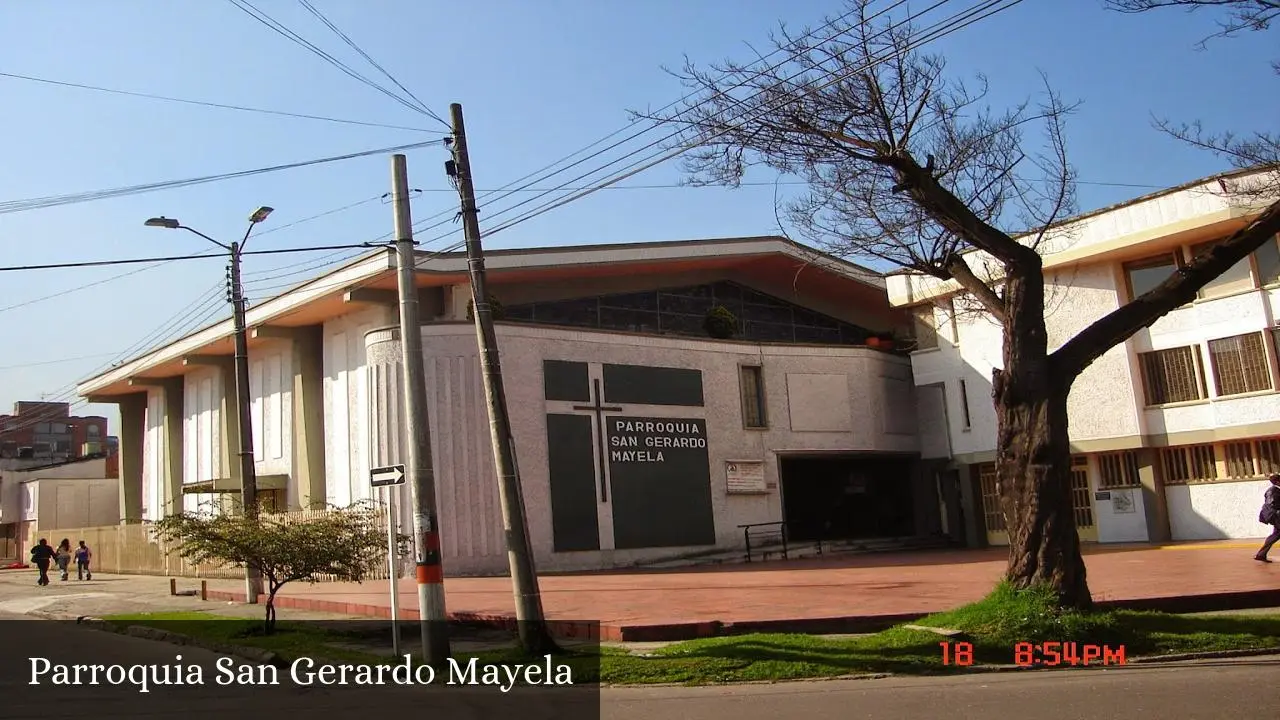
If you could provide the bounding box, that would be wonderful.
[202,588,609,641]
[600,646,1280,688]
[202,587,1280,642]
[29,610,289,670]
[1123,646,1280,664]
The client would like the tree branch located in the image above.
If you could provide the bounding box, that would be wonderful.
[1052,199,1280,379]
[944,252,1006,321]
[889,153,1043,268]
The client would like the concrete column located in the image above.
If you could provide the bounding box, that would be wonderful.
[216,359,239,485]
[911,460,942,537]
[291,325,328,509]
[1137,448,1171,543]
[117,393,147,524]
[956,464,983,548]
[159,378,185,516]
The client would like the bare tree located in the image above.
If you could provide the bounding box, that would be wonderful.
[1106,1,1278,195]
[636,0,1280,609]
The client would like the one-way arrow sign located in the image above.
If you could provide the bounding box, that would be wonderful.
[370,464,406,487]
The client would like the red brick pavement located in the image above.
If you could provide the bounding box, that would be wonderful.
[202,541,1280,641]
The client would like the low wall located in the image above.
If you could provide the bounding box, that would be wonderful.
[28,509,398,582]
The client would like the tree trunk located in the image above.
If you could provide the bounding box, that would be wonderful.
[994,266,1092,610]
[264,590,278,635]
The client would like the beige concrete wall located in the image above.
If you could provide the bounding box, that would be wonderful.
[32,477,118,530]
[182,366,224,494]
[323,305,393,508]
[366,322,920,575]
[248,339,294,479]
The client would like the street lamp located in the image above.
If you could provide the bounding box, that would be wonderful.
[144,206,274,604]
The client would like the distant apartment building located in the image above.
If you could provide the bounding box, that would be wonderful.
[0,401,111,461]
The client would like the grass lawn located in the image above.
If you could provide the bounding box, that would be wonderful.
[104,584,1280,685]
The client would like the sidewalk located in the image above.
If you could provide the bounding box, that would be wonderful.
[191,540,1280,640]
[0,569,353,621]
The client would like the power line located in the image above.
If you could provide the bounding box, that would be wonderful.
[2,283,230,432]
[381,3,892,250]
[0,241,387,272]
[44,286,226,405]
[412,0,878,238]
[297,0,445,126]
[391,0,927,254]
[407,178,1167,193]
[0,262,166,315]
[244,247,375,287]
[1,196,397,314]
[482,0,1022,239]
[226,0,448,127]
[0,138,442,216]
[0,71,442,133]
[239,237,461,325]
[0,352,125,371]
[249,193,390,240]
[425,0,915,243]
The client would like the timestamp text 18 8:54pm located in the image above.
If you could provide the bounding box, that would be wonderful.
[939,641,1127,667]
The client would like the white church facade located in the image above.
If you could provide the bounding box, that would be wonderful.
[79,236,947,574]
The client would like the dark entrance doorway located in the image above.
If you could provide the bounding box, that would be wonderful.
[779,454,916,542]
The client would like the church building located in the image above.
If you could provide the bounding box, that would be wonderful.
[78,235,949,574]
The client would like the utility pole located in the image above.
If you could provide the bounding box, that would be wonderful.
[144,207,272,605]
[390,153,451,667]
[227,240,262,603]
[447,103,556,655]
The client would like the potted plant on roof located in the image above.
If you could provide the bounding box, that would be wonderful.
[466,294,505,322]
[703,305,738,339]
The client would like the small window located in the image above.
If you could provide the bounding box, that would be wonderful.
[1254,235,1280,286]
[50,423,66,434]
[910,306,939,350]
[1160,444,1218,484]
[1098,451,1141,489]
[1190,241,1255,299]
[1207,332,1272,396]
[739,365,767,428]
[1124,253,1180,300]
[958,379,972,430]
[34,423,50,434]
[1139,346,1205,405]
[942,298,958,343]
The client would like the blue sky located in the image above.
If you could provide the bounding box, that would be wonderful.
[0,0,1275,433]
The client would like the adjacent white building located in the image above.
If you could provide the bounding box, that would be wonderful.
[886,169,1280,546]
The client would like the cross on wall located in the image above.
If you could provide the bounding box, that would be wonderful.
[572,378,620,503]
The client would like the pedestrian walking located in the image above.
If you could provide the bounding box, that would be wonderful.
[74,540,92,581]
[1254,473,1280,562]
[29,538,54,586]
[55,538,72,581]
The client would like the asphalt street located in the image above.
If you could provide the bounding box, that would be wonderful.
[0,610,595,720]
[604,655,1280,720]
